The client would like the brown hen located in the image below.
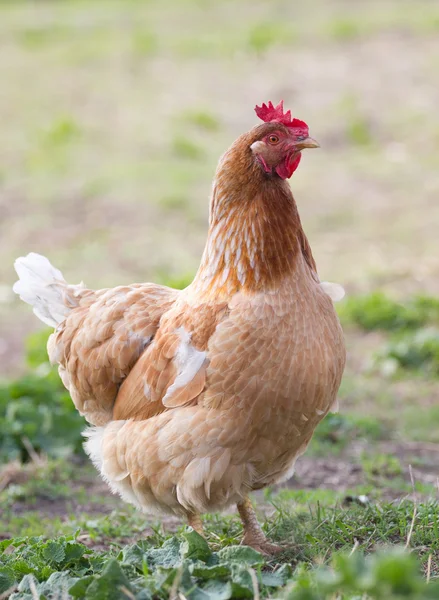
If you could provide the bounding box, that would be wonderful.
[14,100,345,554]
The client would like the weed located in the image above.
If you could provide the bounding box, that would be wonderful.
[0,330,85,462]
[377,328,439,376]
[341,293,439,376]
[340,293,439,333]
[309,413,387,456]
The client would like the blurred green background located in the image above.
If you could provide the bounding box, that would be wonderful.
[1,0,439,376]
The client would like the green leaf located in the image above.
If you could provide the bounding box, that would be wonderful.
[216,546,264,567]
[229,565,254,598]
[10,560,33,576]
[25,329,51,368]
[15,573,39,594]
[40,564,56,580]
[191,563,231,580]
[181,528,212,562]
[121,543,148,570]
[0,539,14,553]
[229,582,254,599]
[43,541,66,563]
[136,580,154,600]
[372,548,420,594]
[260,563,293,587]
[69,575,95,597]
[64,541,87,563]
[85,558,133,600]
[43,571,78,594]
[0,329,86,463]
[10,571,78,600]
[153,566,180,590]
[145,536,182,568]
[133,587,153,600]
[197,579,233,600]
[0,567,16,594]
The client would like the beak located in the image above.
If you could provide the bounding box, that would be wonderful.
[295,136,320,151]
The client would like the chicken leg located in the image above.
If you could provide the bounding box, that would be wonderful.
[187,513,204,536]
[237,497,283,556]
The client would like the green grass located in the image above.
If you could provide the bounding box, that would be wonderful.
[308,412,388,457]
[1,501,439,599]
[1,462,74,509]
[360,452,403,481]
[402,404,439,444]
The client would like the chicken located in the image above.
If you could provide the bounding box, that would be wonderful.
[13,100,346,554]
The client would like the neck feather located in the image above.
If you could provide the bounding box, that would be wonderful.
[192,134,316,298]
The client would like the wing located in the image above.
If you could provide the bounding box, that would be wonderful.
[112,299,229,421]
[48,283,178,425]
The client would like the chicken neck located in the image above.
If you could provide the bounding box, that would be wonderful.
[192,138,317,299]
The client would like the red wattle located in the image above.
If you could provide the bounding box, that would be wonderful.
[275,152,302,179]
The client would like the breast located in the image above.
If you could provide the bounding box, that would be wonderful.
[202,270,346,436]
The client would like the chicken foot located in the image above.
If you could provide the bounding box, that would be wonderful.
[187,513,204,536]
[237,497,283,556]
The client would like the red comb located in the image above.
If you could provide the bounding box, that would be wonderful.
[255,100,308,131]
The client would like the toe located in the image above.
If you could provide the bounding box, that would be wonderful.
[241,536,284,556]
[258,541,284,556]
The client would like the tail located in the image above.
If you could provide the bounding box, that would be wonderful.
[13,252,84,328]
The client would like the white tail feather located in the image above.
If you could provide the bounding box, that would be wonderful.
[13,252,83,328]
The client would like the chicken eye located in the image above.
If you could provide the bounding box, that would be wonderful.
[268,135,279,145]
